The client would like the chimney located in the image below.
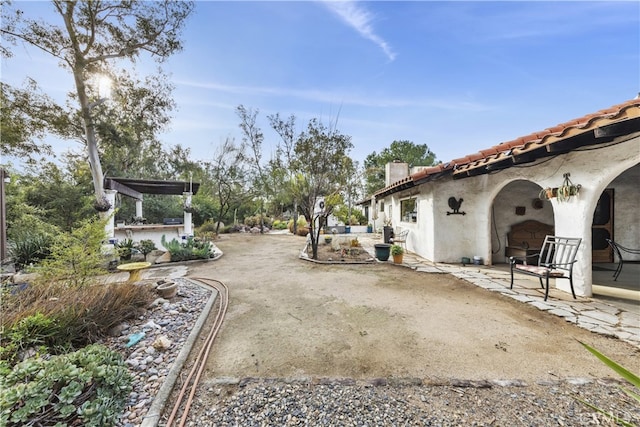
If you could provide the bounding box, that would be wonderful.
[385,160,409,187]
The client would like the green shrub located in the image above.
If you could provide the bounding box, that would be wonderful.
[0,344,132,426]
[196,220,220,234]
[272,219,288,230]
[0,313,59,363]
[135,239,156,257]
[288,216,308,233]
[161,235,214,262]
[243,215,258,227]
[115,238,135,260]
[37,217,109,288]
[244,215,273,228]
[8,231,54,270]
[0,282,154,366]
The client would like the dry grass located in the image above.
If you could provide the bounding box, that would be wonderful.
[1,281,155,356]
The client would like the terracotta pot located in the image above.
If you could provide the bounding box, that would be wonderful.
[157,281,178,298]
[393,253,403,264]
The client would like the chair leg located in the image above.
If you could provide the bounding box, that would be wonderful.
[538,277,544,289]
[613,260,623,281]
[568,277,576,299]
[544,276,550,301]
[509,263,515,289]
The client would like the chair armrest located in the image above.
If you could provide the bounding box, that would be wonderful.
[509,252,540,264]
[618,246,640,255]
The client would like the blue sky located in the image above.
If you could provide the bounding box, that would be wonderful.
[2,1,639,169]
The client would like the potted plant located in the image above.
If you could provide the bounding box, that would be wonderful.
[556,173,581,202]
[116,238,135,261]
[132,216,147,225]
[324,235,333,244]
[391,244,404,264]
[539,187,557,200]
[374,243,392,261]
[367,223,373,233]
[539,173,581,202]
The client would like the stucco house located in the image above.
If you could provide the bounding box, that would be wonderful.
[368,98,640,299]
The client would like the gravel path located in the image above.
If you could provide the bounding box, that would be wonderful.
[104,278,212,426]
[183,378,640,426]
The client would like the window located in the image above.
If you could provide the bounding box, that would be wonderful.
[401,198,417,223]
[379,201,384,212]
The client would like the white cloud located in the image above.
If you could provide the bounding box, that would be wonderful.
[322,1,396,61]
[174,78,490,112]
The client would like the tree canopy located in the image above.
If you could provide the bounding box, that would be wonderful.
[1,0,194,210]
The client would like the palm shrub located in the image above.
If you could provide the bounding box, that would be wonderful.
[8,231,54,271]
[115,238,135,261]
[0,344,132,426]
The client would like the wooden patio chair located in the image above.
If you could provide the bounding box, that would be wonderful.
[509,236,582,301]
[606,239,640,281]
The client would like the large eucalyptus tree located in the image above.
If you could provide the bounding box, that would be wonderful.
[1,1,194,210]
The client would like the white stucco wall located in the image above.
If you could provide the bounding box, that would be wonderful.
[113,224,186,251]
[380,132,640,298]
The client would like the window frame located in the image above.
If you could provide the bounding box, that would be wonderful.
[400,197,417,223]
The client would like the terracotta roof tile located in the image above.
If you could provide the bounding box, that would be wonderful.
[479,147,499,156]
[381,98,640,194]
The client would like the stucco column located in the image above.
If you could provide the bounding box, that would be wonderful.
[183,192,193,237]
[551,198,592,297]
[135,199,143,219]
[102,189,118,240]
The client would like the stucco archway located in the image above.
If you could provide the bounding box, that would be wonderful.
[490,179,554,265]
[589,162,640,296]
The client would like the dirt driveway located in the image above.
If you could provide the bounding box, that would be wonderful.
[188,233,638,382]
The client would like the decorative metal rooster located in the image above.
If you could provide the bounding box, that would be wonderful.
[447,197,466,215]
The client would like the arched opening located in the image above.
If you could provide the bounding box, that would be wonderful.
[490,179,554,265]
[591,163,640,297]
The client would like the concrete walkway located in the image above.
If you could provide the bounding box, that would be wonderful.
[354,233,640,349]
